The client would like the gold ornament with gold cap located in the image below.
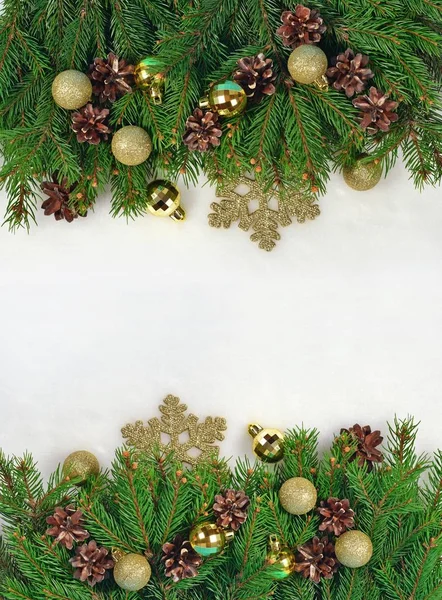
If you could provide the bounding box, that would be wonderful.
[112,550,152,591]
[266,534,296,579]
[288,45,328,91]
[189,522,234,557]
[343,154,383,191]
[199,81,247,117]
[145,180,185,221]
[248,424,285,463]
[134,56,165,105]
[62,450,99,484]
[52,70,92,110]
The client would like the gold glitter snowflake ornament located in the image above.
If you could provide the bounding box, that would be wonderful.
[121,395,227,467]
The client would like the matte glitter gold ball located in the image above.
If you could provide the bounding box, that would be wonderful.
[62,451,99,484]
[279,477,317,515]
[288,45,328,85]
[248,424,285,463]
[343,155,383,191]
[190,522,233,557]
[111,126,152,166]
[146,180,185,221]
[114,553,152,591]
[335,530,373,568]
[208,81,247,117]
[51,70,92,110]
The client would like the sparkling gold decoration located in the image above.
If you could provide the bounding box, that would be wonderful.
[111,126,152,166]
[266,534,296,579]
[343,155,383,191]
[134,56,165,105]
[335,530,373,568]
[189,522,233,557]
[145,180,185,221]
[248,424,285,463]
[288,45,328,88]
[279,477,317,515]
[204,81,247,117]
[51,70,92,110]
[121,395,227,467]
[209,176,320,251]
[113,553,151,591]
[62,450,99,483]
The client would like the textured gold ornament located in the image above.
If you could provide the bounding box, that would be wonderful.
[288,45,328,89]
[343,155,383,191]
[248,424,285,463]
[111,126,152,166]
[279,477,317,515]
[134,56,165,105]
[52,70,92,110]
[189,522,233,557]
[62,450,99,483]
[202,81,247,117]
[145,180,185,221]
[266,534,296,579]
[113,553,151,591]
[335,530,373,568]
[121,395,227,467]
[209,176,320,251]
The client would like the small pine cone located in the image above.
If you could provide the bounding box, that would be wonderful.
[72,104,111,145]
[233,53,276,100]
[162,534,203,582]
[70,540,114,587]
[88,53,134,103]
[341,423,384,470]
[213,489,251,531]
[294,536,339,583]
[353,87,399,133]
[46,505,90,549]
[318,498,355,536]
[183,108,222,152]
[276,5,326,49]
[41,176,83,223]
[327,49,374,98]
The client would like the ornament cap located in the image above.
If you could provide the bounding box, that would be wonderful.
[112,548,125,563]
[268,534,282,553]
[170,205,186,222]
[248,424,263,438]
[314,75,329,92]
[225,530,235,544]
[199,95,210,110]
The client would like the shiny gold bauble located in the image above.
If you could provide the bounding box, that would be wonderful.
[63,451,99,483]
[248,424,285,463]
[206,81,247,117]
[111,126,152,166]
[266,535,296,579]
[335,530,373,568]
[288,45,328,85]
[189,522,234,557]
[113,553,152,591]
[51,70,92,110]
[279,477,317,515]
[145,180,185,221]
[343,155,383,191]
[134,56,165,104]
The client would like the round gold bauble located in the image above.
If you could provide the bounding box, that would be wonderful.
[208,81,247,117]
[343,155,383,191]
[288,45,328,85]
[134,56,165,104]
[335,530,373,568]
[248,424,285,463]
[111,126,152,166]
[146,180,185,221]
[113,553,152,591]
[189,522,233,557]
[63,451,99,483]
[279,477,317,515]
[266,535,296,579]
[51,70,92,110]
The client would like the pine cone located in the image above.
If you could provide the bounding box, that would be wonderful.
[294,536,339,583]
[341,424,384,469]
[183,108,222,152]
[46,505,90,549]
[41,176,83,223]
[88,53,134,103]
[72,104,110,145]
[327,49,374,98]
[162,534,203,582]
[233,53,276,100]
[213,489,251,531]
[353,87,399,133]
[69,540,114,587]
[318,498,355,536]
[276,5,326,49]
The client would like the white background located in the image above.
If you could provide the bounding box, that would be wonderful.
[0,164,441,479]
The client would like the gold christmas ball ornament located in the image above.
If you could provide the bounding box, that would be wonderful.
[111,126,152,166]
[266,534,296,579]
[343,155,383,191]
[288,45,328,89]
[145,180,185,221]
[279,477,317,515]
[113,553,152,591]
[189,522,234,557]
[201,81,247,117]
[248,424,285,463]
[62,450,99,483]
[335,530,373,568]
[52,70,92,110]
[134,56,165,105]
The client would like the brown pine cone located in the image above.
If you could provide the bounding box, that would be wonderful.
[353,87,399,133]
[72,104,110,145]
[294,536,339,583]
[46,505,90,549]
[162,534,203,582]
[318,498,355,536]
[41,176,83,223]
[327,49,374,98]
[276,5,326,49]
[183,108,222,152]
[341,424,384,469]
[88,53,134,103]
[213,489,250,531]
[233,53,276,100]
[69,540,114,587]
